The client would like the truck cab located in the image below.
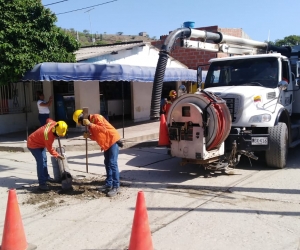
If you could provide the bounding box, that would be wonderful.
[204,53,293,125]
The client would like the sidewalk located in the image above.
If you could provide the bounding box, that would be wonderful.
[0,120,160,152]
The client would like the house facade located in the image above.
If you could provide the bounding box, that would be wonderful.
[0,41,196,135]
[0,26,250,135]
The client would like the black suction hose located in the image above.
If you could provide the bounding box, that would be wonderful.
[150,51,169,119]
[150,28,191,119]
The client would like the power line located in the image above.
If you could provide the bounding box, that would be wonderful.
[44,0,68,6]
[55,0,118,15]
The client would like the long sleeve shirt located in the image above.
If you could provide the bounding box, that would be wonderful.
[88,114,120,151]
[27,121,59,157]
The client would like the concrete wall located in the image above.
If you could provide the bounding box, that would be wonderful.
[74,80,100,128]
[131,81,153,122]
[0,113,36,135]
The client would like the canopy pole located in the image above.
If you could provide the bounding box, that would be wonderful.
[23,81,28,139]
[122,81,124,138]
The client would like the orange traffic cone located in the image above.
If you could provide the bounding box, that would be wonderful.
[128,191,153,250]
[158,114,170,146]
[0,189,37,250]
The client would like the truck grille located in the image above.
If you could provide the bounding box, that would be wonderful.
[267,92,276,99]
[222,98,238,122]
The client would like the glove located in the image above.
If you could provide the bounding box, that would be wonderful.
[83,132,90,139]
[57,155,65,160]
[83,119,90,126]
[116,140,124,148]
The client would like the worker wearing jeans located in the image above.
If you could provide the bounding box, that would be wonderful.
[28,147,49,187]
[73,110,122,197]
[104,142,119,189]
[27,120,67,191]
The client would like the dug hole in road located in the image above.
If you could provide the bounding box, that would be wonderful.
[0,146,299,250]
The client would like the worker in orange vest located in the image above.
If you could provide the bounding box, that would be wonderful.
[73,110,123,197]
[27,120,67,191]
[162,90,177,117]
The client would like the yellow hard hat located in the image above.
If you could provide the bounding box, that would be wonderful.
[73,109,83,125]
[169,90,177,97]
[55,121,68,137]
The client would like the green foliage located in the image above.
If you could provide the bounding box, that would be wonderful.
[0,0,79,86]
[268,35,300,47]
[96,40,107,45]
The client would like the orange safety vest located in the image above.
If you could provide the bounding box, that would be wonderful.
[27,121,59,157]
[88,114,121,151]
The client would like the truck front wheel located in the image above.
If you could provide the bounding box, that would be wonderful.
[265,122,288,169]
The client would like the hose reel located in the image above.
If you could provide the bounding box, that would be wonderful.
[167,91,231,160]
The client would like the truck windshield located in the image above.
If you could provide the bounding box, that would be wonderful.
[205,57,279,88]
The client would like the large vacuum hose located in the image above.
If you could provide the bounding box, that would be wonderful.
[150,28,191,120]
[150,51,169,120]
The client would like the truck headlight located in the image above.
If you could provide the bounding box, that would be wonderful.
[249,114,271,123]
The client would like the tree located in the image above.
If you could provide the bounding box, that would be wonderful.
[83,29,90,36]
[116,32,123,36]
[0,0,79,86]
[268,35,300,47]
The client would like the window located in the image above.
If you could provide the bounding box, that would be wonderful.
[32,81,43,101]
[0,82,31,115]
[282,60,289,82]
[205,57,279,88]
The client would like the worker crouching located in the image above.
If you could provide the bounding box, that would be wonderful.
[27,120,67,191]
[73,110,123,197]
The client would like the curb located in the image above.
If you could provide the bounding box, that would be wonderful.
[0,133,159,153]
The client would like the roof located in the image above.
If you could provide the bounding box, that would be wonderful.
[22,63,197,82]
[75,41,146,61]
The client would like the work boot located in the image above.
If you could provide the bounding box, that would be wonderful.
[46,177,57,183]
[107,187,120,197]
[38,184,50,191]
[97,185,112,193]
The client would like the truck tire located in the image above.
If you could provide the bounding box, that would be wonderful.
[265,122,288,169]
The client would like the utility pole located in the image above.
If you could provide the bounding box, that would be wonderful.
[84,8,95,45]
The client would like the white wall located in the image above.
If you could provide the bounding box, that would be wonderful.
[0,113,36,135]
[131,81,153,122]
[84,45,186,68]
[74,80,100,128]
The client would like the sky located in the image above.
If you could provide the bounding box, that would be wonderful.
[41,0,299,42]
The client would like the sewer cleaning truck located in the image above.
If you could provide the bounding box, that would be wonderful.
[151,26,300,171]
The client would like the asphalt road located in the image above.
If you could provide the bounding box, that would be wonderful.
[0,146,300,250]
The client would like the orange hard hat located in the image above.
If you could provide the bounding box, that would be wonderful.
[169,90,177,97]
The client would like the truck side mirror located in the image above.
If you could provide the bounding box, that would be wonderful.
[297,61,300,78]
[278,80,288,91]
[197,66,202,89]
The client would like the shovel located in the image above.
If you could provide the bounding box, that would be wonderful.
[57,136,72,190]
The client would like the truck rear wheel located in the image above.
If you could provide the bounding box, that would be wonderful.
[265,122,288,169]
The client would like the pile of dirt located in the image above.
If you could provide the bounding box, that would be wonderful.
[22,176,125,209]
